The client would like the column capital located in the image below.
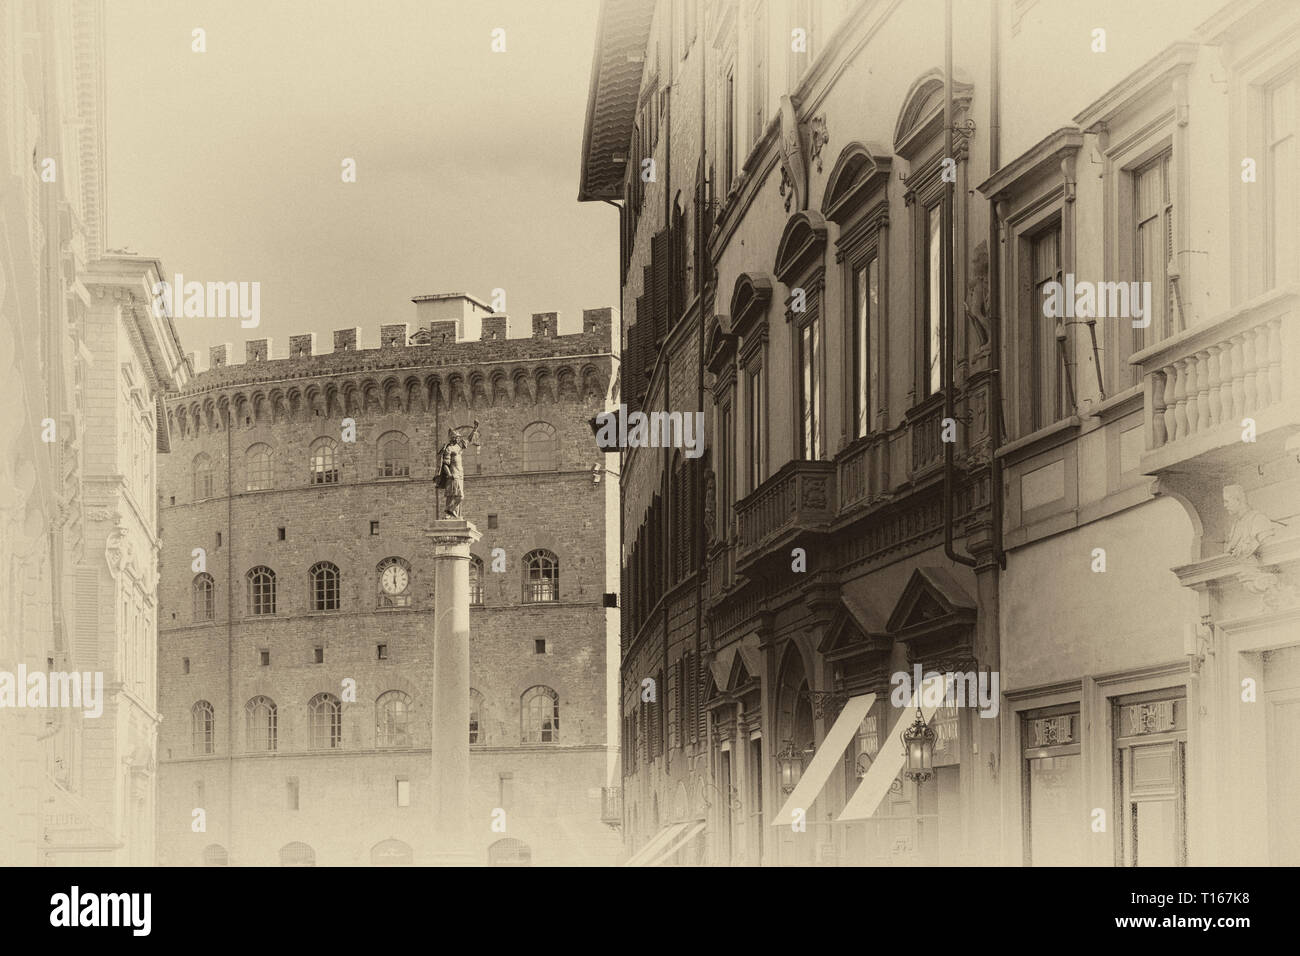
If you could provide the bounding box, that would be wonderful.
[425,519,482,556]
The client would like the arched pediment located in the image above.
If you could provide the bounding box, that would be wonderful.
[773,210,828,284]
[704,313,736,376]
[729,272,773,339]
[894,69,974,159]
[821,141,892,224]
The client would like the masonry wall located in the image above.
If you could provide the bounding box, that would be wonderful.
[156,318,622,866]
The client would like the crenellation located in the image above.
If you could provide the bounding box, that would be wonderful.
[531,312,558,338]
[289,333,315,359]
[245,338,272,363]
[380,323,409,348]
[333,327,361,351]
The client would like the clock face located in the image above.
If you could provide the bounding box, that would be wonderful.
[381,565,408,594]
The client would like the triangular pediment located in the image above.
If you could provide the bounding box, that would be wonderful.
[886,567,977,639]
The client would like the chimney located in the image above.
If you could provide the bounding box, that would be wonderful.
[289,333,315,358]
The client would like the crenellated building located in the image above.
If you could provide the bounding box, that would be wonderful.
[155,297,624,866]
[581,0,1298,866]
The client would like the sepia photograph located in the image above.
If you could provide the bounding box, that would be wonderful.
[0,0,1293,936]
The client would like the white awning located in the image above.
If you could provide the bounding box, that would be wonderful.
[647,819,706,866]
[622,821,689,867]
[838,674,946,821]
[771,692,876,827]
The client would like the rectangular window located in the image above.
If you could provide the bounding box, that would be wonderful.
[750,2,768,145]
[747,365,764,490]
[534,638,547,655]
[487,514,499,529]
[925,201,943,397]
[277,526,286,541]
[215,531,222,549]
[1030,223,1067,429]
[799,315,822,459]
[499,773,514,809]
[1021,706,1083,866]
[369,520,379,535]
[313,646,324,664]
[376,644,388,661]
[182,658,190,674]
[286,777,299,810]
[1130,150,1172,372]
[719,401,733,528]
[259,650,270,667]
[853,254,881,437]
[396,778,410,807]
[1267,73,1296,289]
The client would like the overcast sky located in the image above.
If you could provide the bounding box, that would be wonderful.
[105,0,617,364]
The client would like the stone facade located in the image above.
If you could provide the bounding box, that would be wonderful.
[155,300,624,865]
[583,0,1299,866]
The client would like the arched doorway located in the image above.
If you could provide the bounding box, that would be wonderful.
[487,837,531,866]
[370,838,414,866]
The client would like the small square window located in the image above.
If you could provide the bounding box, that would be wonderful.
[278,527,286,541]
[314,646,324,664]
[396,778,410,807]
[377,644,388,660]
[487,514,499,529]
[370,521,379,535]
[182,657,190,674]
[169,496,175,506]
[534,638,547,655]
[259,650,270,666]
[287,777,299,810]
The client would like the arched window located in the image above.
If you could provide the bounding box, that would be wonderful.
[470,688,484,745]
[193,453,214,500]
[522,685,560,743]
[191,700,215,755]
[522,421,558,471]
[376,557,411,608]
[469,554,484,606]
[245,696,277,752]
[378,431,410,478]
[279,842,315,866]
[487,837,532,866]
[376,690,413,748]
[245,443,273,491]
[309,561,340,611]
[201,844,228,866]
[523,549,559,603]
[309,437,339,484]
[370,839,414,866]
[193,573,215,622]
[246,566,276,616]
[309,692,342,749]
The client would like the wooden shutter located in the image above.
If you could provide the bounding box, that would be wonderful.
[651,230,670,342]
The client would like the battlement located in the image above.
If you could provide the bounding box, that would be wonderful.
[183,299,619,391]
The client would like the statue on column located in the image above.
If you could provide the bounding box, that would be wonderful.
[436,421,480,519]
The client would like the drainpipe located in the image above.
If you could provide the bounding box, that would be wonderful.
[988,0,1006,570]
[224,405,235,856]
[943,0,976,569]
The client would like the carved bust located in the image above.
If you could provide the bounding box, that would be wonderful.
[1224,485,1283,559]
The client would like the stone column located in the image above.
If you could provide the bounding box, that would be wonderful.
[426,518,481,865]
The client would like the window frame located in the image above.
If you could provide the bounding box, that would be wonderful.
[308,692,343,750]
[191,700,215,755]
[521,685,560,744]
[246,566,276,616]
[245,696,278,753]
[309,436,339,485]
[376,690,414,749]
[245,443,273,491]
[378,431,411,479]
[309,561,341,612]
[523,549,559,603]
[192,572,215,623]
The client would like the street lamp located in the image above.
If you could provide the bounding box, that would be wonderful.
[901,707,936,784]
[775,739,808,794]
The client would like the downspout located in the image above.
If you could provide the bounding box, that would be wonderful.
[943,0,976,568]
[988,0,1006,570]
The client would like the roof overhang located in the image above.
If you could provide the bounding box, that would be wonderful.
[577,0,656,203]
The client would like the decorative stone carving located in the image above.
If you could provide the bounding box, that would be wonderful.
[965,240,991,349]
[809,115,829,173]
[1224,485,1283,559]
[778,95,807,214]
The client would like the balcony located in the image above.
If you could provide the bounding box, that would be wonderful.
[1136,287,1298,474]
[837,432,892,513]
[600,786,623,828]
[736,459,836,572]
